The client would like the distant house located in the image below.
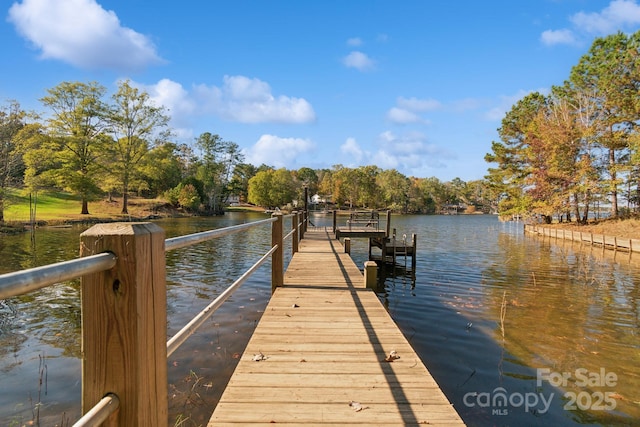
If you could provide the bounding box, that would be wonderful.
[311,194,332,210]
[226,194,241,205]
[440,204,466,215]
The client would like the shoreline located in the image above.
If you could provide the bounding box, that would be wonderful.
[528,216,640,240]
[524,223,640,253]
[4,205,639,242]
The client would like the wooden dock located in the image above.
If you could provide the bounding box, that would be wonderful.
[208,228,465,426]
[370,233,417,270]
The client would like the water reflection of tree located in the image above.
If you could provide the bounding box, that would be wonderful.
[484,233,640,421]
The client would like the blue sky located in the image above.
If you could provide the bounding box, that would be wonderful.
[3,0,640,182]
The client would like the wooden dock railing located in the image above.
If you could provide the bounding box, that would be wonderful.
[332,210,392,236]
[0,211,307,426]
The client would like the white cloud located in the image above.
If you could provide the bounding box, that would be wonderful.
[386,107,424,124]
[386,96,440,125]
[131,76,316,137]
[195,75,316,124]
[347,37,362,47]
[571,0,640,34]
[336,132,451,174]
[540,29,577,46]
[136,78,196,137]
[244,135,315,168]
[343,51,375,71]
[374,131,450,171]
[8,0,162,71]
[340,137,365,163]
[397,96,441,112]
[542,0,640,46]
[145,79,195,117]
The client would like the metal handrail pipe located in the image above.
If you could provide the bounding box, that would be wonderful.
[165,217,277,251]
[0,252,117,300]
[72,393,120,427]
[166,244,279,357]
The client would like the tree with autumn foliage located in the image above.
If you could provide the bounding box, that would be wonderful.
[486,30,640,221]
[568,31,640,218]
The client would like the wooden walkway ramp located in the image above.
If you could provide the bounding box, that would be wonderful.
[208,228,465,426]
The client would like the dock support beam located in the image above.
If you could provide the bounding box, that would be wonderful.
[364,261,377,289]
[344,238,351,254]
[302,211,307,235]
[80,223,168,426]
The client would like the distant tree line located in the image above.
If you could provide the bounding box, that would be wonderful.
[246,165,495,214]
[0,80,500,222]
[485,31,640,223]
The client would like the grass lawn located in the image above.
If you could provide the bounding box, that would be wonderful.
[4,188,166,223]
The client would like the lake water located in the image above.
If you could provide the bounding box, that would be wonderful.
[0,213,638,426]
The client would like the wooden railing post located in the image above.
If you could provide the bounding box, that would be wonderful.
[80,222,168,426]
[344,238,351,254]
[364,261,377,289]
[272,213,284,293]
[298,211,303,239]
[292,212,299,254]
[301,211,306,238]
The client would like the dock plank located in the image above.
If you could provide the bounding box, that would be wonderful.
[208,229,465,426]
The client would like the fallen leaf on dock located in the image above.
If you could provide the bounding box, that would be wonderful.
[349,401,368,412]
[253,352,268,361]
[384,350,400,362]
